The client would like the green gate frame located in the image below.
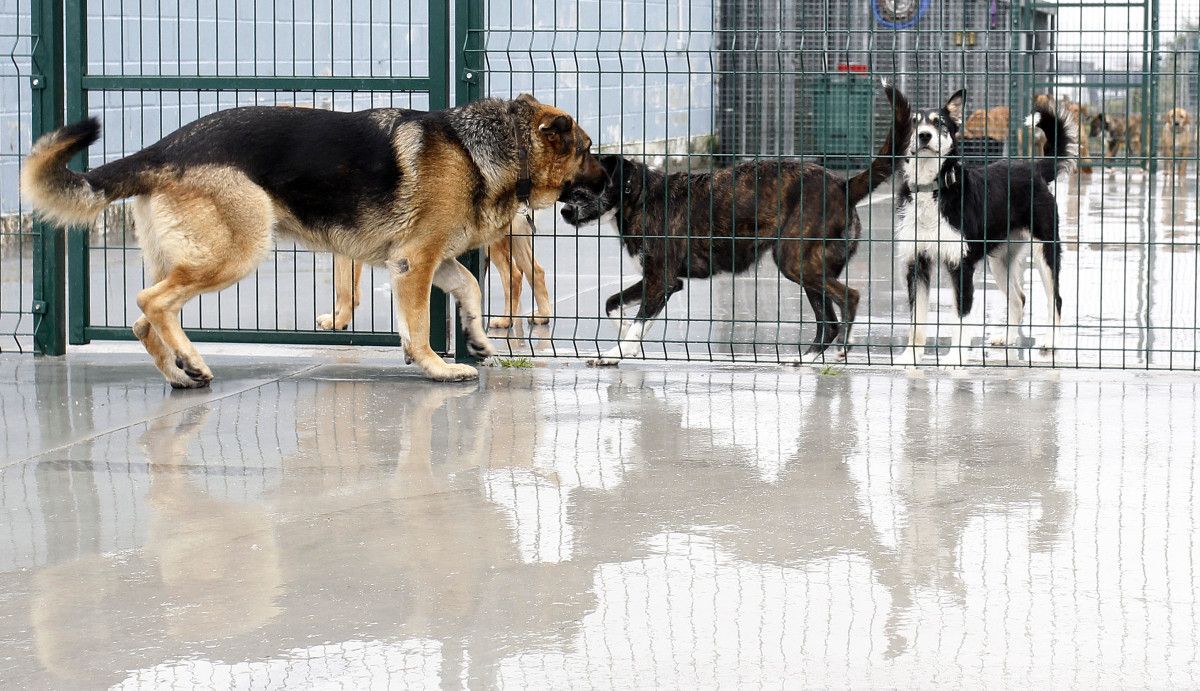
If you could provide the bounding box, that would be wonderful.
[33,0,458,354]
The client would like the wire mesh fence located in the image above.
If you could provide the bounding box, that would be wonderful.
[468,0,1200,370]
[0,0,40,351]
[2,0,1199,369]
[61,0,448,350]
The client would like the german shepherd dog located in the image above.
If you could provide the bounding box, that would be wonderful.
[558,82,912,365]
[22,94,599,385]
[895,90,1077,366]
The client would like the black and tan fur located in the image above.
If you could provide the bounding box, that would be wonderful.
[558,82,911,365]
[22,95,599,385]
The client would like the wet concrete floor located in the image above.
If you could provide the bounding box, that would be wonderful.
[1,350,1198,687]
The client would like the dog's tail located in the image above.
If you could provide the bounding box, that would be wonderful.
[21,118,154,227]
[1026,107,1079,182]
[846,79,912,205]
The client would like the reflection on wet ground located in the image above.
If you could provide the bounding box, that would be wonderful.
[1,353,1197,687]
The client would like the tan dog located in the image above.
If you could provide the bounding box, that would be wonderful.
[962,106,1010,141]
[1065,101,1093,173]
[1160,107,1194,181]
[22,95,599,385]
[317,214,551,333]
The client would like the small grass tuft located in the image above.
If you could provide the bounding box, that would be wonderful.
[498,357,534,369]
[818,364,843,376]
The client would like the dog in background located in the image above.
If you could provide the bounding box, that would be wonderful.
[1090,112,1144,162]
[558,82,912,365]
[894,90,1077,366]
[1159,107,1194,182]
[1064,100,1093,173]
[317,215,552,334]
[962,106,1011,142]
[23,94,599,384]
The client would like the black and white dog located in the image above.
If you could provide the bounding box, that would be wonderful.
[894,90,1077,365]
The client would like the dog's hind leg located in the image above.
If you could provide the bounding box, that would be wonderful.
[942,259,979,367]
[434,258,496,360]
[986,248,1027,347]
[486,235,521,331]
[1033,238,1064,351]
[129,197,190,384]
[316,255,363,331]
[136,176,272,388]
[509,218,552,325]
[895,254,932,365]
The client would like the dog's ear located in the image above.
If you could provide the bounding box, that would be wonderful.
[539,114,572,134]
[944,90,966,125]
[516,93,540,105]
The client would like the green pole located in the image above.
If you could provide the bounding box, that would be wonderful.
[30,0,66,355]
[427,0,452,354]
[65,0,90,345]
[454,0,485,363]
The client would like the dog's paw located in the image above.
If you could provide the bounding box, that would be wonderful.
[487,316,513,331]
[529,313,551,326]
[425,362,479,382]
[891,347,922,367]
[173,354,214,386]
[988,332,1019,347]
[316,313,336,330]
[466,336,497,359]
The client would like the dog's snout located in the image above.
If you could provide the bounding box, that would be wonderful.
[918,131,932,146]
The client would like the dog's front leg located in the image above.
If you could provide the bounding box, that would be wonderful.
[590,275,676,366]
[390,249,478,382]
[895,255,932,366]
[604,280,645,335]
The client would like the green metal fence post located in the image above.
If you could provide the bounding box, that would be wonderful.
[30,0,66,355]
[428,0,451,355]
[1143,0,1160,361]
[64,0,89,345]
[454,0,485,363]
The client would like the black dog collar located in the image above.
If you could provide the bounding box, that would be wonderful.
[512,103,534,225]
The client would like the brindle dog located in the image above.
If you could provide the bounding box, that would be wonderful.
[560,83,911,365]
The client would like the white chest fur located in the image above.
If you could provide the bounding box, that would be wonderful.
[894,191,966,264]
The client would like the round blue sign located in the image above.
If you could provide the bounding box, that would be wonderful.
[872,0,931,30]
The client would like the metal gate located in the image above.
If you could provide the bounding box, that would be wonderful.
[10,0,1200,371]
[22,0,456,355]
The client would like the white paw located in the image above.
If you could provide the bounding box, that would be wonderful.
[316,313,337,330]
[892,347,923,367]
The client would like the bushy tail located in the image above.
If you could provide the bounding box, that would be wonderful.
[847,80,913,205]
[21,118,109,226]
[1026,107,1078,182]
